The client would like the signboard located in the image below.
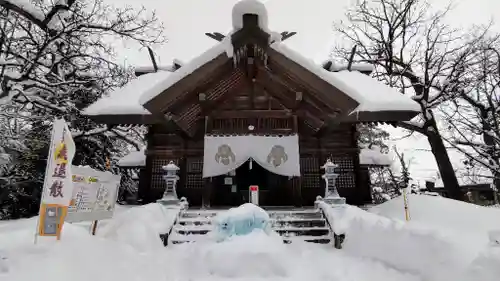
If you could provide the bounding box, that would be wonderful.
[249,185,259,205]
[65,166,120,223]
[37,118,75,240]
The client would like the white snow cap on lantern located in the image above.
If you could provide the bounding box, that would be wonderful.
[162,161,179,171]
[232,0,269,30]
[321,159,338,169]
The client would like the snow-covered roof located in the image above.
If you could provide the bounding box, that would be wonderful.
[332,71,420,113]
[138,42,230,105]
[83,71,172,116]
[86,0,418,118]
[359,148,392,166]
[270,42,420,114]
[118,150,146,167]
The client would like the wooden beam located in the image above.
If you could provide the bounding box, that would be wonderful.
[257,68,336,120]
[210,110,292,118]
[254,76,325,131]
[205,32,225,42]
[143,54,232,115]
[266,48,359,113]
[280,31,297,42]
[259,65,330,115]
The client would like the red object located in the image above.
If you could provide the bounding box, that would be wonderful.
[250,185,258,192]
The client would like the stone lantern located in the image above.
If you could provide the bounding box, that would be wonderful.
[321,159,346,205]
[157,161,180,205]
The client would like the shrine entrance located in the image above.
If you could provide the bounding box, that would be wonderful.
[210,159,294,207]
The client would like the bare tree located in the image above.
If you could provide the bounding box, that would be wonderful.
[0,0,164,218]
[333,0,489,200]
[441,40,500,189]
[0,0,164,151]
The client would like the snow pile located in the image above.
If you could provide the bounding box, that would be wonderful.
[359,147,393,166]
[320,202,472,280]
[166,230,421,281]
[232,0,269,30]
[212,203,274,241]
[84,71,172,115]
[98,203,180,252]
[1,224,166,281]
[370,194,500,248]
[117,150,146,167]
[460,242,500,281]
[0,206,424,281]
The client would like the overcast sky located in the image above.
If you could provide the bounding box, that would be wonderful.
[109,0,499,185]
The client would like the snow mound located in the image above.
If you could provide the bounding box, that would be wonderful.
[461,245,500,281]
[166,229,422,281]
[98,203,180,252]
[2,224,166,281]
[320,202,474,280]
[370,194,500,247]
[212,203,273,241]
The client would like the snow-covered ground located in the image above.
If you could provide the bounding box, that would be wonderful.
[1,195,499,281]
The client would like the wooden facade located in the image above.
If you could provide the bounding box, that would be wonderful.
[88,11,419,208]
[139,121,371,207]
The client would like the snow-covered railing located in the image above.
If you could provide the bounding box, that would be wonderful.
[315,196,346,249]
[160,197,189,246]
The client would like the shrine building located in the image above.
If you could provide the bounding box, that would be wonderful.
[84,0,419,208]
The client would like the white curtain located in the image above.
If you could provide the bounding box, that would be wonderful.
[202,135,300,178]
[203,135,251,178]
[251,135,300,177]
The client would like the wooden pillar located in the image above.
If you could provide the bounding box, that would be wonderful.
[140,126,154,204]
[292,115,302,207]
[202,116,212,208]
[351,124,364,206]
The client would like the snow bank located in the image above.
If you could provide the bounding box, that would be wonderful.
[83,71,172,115]
[0,214,424,281]
[370,194,500,248]
[166,229,421,281]
[98,203,180,252]
[460,242,500,281]
[1,224,167,281]
[320,202,473,280]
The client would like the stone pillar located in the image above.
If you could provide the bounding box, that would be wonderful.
[157,161,180,206]
[321,159,346,205]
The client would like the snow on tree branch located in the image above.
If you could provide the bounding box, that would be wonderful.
[332,0,493,200]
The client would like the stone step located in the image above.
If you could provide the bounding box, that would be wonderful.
[271,218,326,228]
[283,234,332,244]
[274,226,330,236]
[164,208,332,246]
[181,211,219,218]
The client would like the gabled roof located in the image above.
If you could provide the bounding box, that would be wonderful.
[270,42,420,120]
[84,0,419,125]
